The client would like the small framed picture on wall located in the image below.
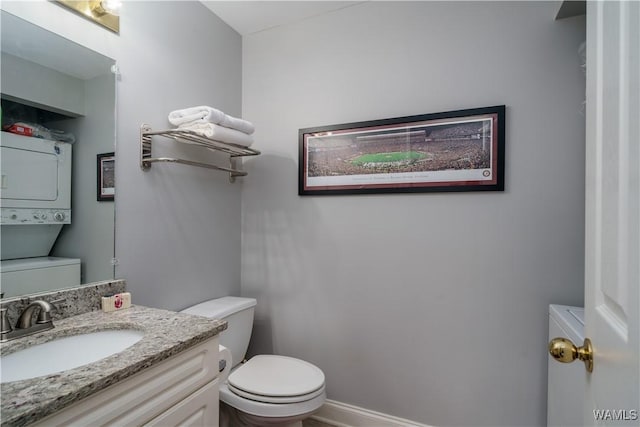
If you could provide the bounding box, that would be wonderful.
[97,152,115,201]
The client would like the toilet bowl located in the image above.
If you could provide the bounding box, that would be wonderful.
[219,355,326,426]
[181,297,326,427]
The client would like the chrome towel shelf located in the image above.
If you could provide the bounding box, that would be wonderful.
[140,124,260,182]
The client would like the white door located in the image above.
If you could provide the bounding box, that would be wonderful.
[584,0,639,425]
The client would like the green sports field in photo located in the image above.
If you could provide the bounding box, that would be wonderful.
[351,151,426,166]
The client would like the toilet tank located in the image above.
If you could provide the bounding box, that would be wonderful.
[181,296,257,368]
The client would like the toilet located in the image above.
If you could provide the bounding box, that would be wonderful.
[181,297,326,427]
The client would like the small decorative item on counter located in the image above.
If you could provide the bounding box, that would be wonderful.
[101,292,132,312]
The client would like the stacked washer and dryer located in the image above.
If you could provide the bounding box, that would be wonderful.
[0,131,80,297]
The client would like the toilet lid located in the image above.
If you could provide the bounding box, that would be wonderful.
[228,355,325,398]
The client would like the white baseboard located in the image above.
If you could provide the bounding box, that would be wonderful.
[310,399,433,427]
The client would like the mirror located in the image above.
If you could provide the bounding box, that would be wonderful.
[0,10,116,298]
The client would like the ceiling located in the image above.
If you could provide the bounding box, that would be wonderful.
[200,1,364,36]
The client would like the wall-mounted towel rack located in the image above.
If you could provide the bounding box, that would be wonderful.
[140,124,260,182]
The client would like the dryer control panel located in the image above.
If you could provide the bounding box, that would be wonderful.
[1,208,71,225]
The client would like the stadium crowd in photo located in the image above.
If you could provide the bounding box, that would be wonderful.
[306,120,492,178]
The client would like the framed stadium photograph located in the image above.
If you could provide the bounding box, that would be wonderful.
[298,105,505,195]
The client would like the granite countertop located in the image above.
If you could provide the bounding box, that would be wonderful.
[0,305,227,427]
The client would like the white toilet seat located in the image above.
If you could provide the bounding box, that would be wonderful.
[228,355,325,399]
[220,354,327,418]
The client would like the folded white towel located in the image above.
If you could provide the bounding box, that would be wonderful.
[168,106,218,126]
[168,106,255,135]
[179,123,254,147]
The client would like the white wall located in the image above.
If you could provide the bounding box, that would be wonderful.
[241,2,586,426]
[3,0,244,310]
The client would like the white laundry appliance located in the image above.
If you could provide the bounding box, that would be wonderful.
[547,304,586,426]
[0,257,80,298]
[0,131,79,295]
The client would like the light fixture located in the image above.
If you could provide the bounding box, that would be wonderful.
[55,1,120,34]
[91,0,122,17]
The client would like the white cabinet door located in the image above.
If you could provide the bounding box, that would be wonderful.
[145,379,219,427]
[584,0,640,424]
[32,338,219,427]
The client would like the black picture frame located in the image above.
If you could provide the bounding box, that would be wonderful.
[97,152,115,201]
[298,105,505,195]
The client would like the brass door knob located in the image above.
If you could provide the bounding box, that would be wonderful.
[548,337,593,373]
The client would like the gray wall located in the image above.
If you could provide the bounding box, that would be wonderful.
[3,1,588,425]
[1,52,85,115]
[53,73,116,284]
[241,2,586,426]
[114,1,244,310]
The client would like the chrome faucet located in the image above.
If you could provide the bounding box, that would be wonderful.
[1,300,54,342]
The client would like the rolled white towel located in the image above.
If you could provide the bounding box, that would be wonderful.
[168,106,255,135]
[179,123,254,147]
[218,115,255,136]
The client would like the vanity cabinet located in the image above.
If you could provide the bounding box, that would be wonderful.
[31,338,219,427]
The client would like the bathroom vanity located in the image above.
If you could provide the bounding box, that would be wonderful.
[0,282,226,427]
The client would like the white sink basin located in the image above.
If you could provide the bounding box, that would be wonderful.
[1,329,144,383]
